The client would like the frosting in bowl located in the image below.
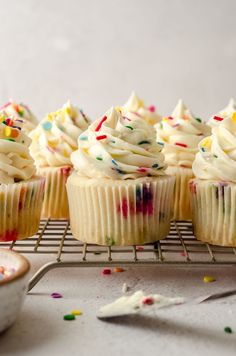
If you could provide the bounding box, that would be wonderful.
[30,101,90,168]
[0,114,36,184]
[155,99,211,168]
[71,107,166,180]
[120,92,161,125]
[207,98,236,128]
[193,111,236,182]
[0,100,38,134]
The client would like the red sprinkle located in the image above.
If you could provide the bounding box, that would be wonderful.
[102,268,111,275]
[175,142,187,148]
[213,116,224,122]
[51,292,63,299]
[137,167,147,173]
[142,297,154,305]
[96,135,107,141]
[95,116,107,132]
[168,116,174,120]
[148,105,155,113]
[6,118,13,126]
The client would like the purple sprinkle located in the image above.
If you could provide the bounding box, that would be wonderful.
[51,292,63,299]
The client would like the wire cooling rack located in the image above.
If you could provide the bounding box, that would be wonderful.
[1,219,236,291]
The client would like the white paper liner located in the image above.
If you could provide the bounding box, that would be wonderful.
[166,166,194,221]
[67,174,175,246]
[37,166,72,219]
[0,176,45,241]
[189,179,236,246]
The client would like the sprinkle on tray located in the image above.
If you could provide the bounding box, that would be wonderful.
[51,292,63,298]
[63,314,75,321]
[114,267,125,273]
[203,276,216,283]
[71,310,82,316]
[224,326,233,334]
[102,268,111,275]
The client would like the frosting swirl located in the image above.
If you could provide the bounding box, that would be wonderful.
[193,111,236,182]
[207,98,236,128]
[30,101,90,168]
[0,114,36,184]
[120,92,161,125]
[71,107,166,180]
[0,100,38,134]
[155,99,211,168]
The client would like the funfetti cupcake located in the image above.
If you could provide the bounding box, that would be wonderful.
[190,111,236,246]
[30,101,90,219]
[120,91,161,126]
[0,113,45,241]
[0,100,38,134]
[155,99,211,220]
[67,107,175,246]
[207,98,236,128]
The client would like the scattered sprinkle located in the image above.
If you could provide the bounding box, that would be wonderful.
[51,292,63,298]
[203,276,216,283]
[114,267,125,273]
[213,116,224,122]
[63,314,75,321]
[95,115,107,132]
[102,268,111,275]
[71,310,82,316]
[142,297,154,305]
[224,327,233,334]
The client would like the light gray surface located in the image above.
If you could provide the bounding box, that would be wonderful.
[0,0,236,120]
[0,254,236,356]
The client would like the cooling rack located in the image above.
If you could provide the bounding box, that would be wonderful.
[1,219,236,291]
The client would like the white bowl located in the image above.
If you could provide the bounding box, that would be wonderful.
[0,248,30,333]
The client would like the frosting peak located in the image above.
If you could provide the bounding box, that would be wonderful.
[0,113,36,184]
[30,101,90,168]
[208,98,236,128]
[71,107,166,180]
[193,112,236,182]
[155,100,211,168]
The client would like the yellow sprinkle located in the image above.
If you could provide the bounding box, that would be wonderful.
[162,116,169,121]
[201,137,212,149]
[71,310,82,316]
[47,114,53,122]
[148,119,156,125]
[4,126,12,137]
[63,150,70,158]
[231,112,236,122]
[203,276,216,283]
[66,107,72,116]
[48,141,57,148]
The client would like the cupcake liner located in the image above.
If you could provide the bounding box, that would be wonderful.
[37,166,72,219]
[189,179,236,246]
[166,166,194,220]
[0,177,45,242]
[66,173,175,246]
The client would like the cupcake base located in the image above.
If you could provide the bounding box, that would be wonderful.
[166,166,194,221]
[190,179,236,247]
[66,173,175,246]
[37,166,71,219]
[0,176,45,242]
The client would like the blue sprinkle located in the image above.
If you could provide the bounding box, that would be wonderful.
[112,159,118,166]
[42,121,52,131]
[79,136,88,141]
[157,141,164,145]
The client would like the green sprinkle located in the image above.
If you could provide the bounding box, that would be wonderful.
[195,117,202,123]
[18,110,24,117]
[159,122,163,129]
[125,125,133,130]
[138,140,150,145]
[96,157,103,161]
[213,154,218,158]
[4,138,15,142]
[63,314,75,321]
[224,327,232,334]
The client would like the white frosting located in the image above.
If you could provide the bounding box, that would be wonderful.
[193,112,236,182]
[30,101,90,168]
[208,98,236,128]
[121,91,161,125]
[97,290,184,319]
[0,114,36,184]
[155,99,211,168]
[0,100,38,134]
[71,107,166,180]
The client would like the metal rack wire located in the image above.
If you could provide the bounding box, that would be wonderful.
[1,219,236,291]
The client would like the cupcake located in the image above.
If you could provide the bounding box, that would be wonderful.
[190,111,236,246]
[120,91,161,126]
[30,101,90,219]
[0,100,38,134]
[0,113,45,241]
[155,99,211,220]
[207,98,236,128]
[67,107,175,246]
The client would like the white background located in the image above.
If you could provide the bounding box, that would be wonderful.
[0,0,236,121]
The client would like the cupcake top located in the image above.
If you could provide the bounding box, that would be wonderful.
[0,113,36,184]
[0,100,38,134]
[71,107,166,180]
[155,99,211,168]
[30,101,90,168]
[193,112,236,183]
[207,98,236,128]
[120,92,161,126]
